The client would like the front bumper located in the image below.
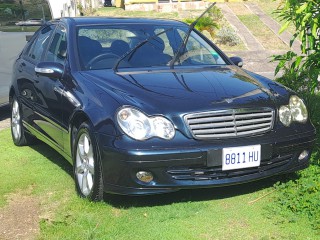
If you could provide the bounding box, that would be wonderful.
[97,129,315,195]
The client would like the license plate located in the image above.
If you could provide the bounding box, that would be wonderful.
[222,145,261,171]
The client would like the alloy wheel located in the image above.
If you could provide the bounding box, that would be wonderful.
[11,99,21,141]
[75,132,95,197]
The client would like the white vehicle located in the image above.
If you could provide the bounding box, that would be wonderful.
[15,18,44,26]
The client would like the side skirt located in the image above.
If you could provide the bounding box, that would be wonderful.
[23,120,73,164]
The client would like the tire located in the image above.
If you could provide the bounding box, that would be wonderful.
[73,122,104,201]
[10,96,35,146]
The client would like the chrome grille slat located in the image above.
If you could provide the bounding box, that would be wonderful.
[235,112,272,119]
[187,115,234,124]
[191,121,235,129]
[196,133,237,138]
[194,127,236,134]
[236,127,271,136]
[236,117,272,126]
[184,108,274,139]
[236,122,271,131]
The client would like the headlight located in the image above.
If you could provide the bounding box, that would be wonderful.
[289,95,308,123]
[117,107,175,140]
[279,95,308,127]
[279,105,292,127]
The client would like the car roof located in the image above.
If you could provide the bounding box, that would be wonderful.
[55,17,187,27]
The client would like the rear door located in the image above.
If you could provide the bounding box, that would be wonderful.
[17,24,55,130]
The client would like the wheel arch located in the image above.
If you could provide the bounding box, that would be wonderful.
[9,87,16,101]
[69,110,91,157]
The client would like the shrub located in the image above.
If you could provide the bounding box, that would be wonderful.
[184,16,219,38]
[275,65,310,94]
[275,64,319,119]
[271,61,320,232]
[216,26,241,46]
[208,5,223,22]
[273,0,320,94]
[271,163,320,231]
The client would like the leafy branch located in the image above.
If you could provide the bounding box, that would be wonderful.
[273,0,320,94]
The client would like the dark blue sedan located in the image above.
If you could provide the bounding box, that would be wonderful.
[10,17,316,201]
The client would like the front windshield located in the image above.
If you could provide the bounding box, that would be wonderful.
[77,24,226,70]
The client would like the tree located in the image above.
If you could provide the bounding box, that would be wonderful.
[0,0,15,3]
[274,0,320,94]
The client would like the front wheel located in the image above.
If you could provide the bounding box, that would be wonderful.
[73,122,104,201]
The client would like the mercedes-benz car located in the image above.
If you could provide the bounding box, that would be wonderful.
[9,17,316,201]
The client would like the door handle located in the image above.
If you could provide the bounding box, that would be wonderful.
[54,86,64,94]
[18,62,26,72]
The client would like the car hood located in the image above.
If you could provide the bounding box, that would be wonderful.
[80,66,277,115]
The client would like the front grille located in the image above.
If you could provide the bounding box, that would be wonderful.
[184,108,274,139]
[167,154,293,181]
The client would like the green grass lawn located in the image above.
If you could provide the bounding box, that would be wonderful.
[0,128,318,239]
[95,7,180,19]
[220,1,289,52]
[256,0,296,35]
[237,14,288,51]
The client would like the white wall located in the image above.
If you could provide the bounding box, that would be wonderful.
[47,0,77,18]
[47,0,102,19]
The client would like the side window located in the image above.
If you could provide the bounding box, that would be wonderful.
[44,26,67,64]
[26,25,55,62]
[154,28,174,56]
[176,29,226,65]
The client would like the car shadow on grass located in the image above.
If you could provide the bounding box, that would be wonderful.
[30,142,73,177]
[0,104,10,120]
[28,141,299,208]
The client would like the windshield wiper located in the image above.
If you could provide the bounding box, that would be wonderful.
[113,27,173,72]
[169,2,216,69]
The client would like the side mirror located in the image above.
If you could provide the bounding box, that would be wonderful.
[35,62,64,79]
[229,56,243,68]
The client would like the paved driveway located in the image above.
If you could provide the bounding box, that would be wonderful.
[0,32,30,106]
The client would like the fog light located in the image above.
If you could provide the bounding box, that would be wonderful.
[136,171,153,183]
[298,150,309,161]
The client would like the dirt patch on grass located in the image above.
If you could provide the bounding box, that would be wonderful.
[0,118,10,131]
[0,190,40,240]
